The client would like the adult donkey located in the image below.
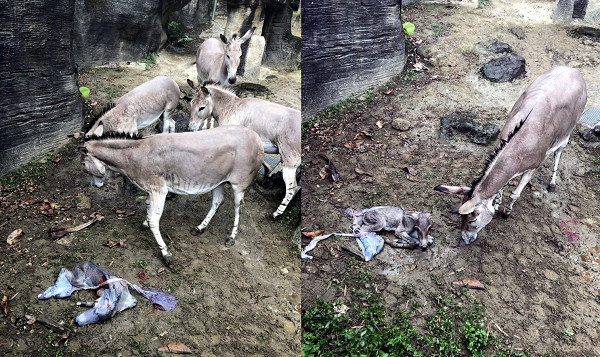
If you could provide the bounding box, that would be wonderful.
[187,80,301,219]
[195,28,255,129]
[434,66,587,245]
[80,124,264,264]
[86,76,180,137]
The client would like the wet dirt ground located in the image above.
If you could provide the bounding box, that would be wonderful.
[302,1,600,356]
[0,17,300,357]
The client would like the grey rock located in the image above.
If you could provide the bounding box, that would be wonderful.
[172,0,212,28]
[392,118,411,131]
[481,55,526,83]
[301,0,406,121]
[509,27,526,40]
[440,111,500,145]
[262,0,301,70]
[76,193,92,210]
[489,40,512,54]
[554,0,600,25]
[579,125,600,142]
[243,36,266,80]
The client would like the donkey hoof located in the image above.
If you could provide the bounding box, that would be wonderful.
[162,253,173,266]
[191,227,205,236]
[547,183,557,192]
[225,237,235,246]
[500,210,511,219]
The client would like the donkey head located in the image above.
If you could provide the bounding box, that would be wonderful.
[220,27,255,85]
[433,185,495,245]
[80,149,106,188]
[412,211,432,251]
[187,79,213,131]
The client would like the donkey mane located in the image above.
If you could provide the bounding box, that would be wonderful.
[203,82,238,97]
[83,131,144,142]
[97,103,116,118]
[468,107,535,197]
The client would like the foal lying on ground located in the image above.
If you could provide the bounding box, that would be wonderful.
[80,125,264,265]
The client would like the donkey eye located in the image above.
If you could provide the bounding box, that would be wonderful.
[468,219,477,224]
[226,55,230,59]
[199,106,205,111]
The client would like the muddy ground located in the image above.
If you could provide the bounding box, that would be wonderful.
[302,1,600,356]
[0,17,300,357]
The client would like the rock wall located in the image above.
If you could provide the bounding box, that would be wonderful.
[262,0,301,70]
[73,0,192,68]
[0,0,82,177]
[301,0,406,120]
[553,0,600,24]
[172,0,212,28]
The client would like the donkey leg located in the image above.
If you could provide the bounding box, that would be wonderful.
[548,144,566,192]
[209,117,215,129]
[272,165,300,219]
[493,187,505,211]
[162,110,176,133]
[142,194,150,228]
[504,169,536,216]
[226,185,246,246]
[146,191,172,264]
[201,119,208,130]
[194,184,225,234]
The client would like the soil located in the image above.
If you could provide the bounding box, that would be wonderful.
[302,1,600,356]
[0,16,300,357]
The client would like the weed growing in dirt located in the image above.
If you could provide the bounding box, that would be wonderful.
[142,52,158,70]
[1,151,63,193]
[302,267,532,357]
[478,0,491,8]
[167,21,193,47]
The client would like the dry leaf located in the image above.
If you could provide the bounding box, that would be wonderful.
[413,62,426,71]
[581,271,591,283]
[7,229,22,245]
[343,141,354,149]
[383,89,393,95]
[1,295,7,315]
[375,120,384,128]
[103,239,127,248]
[318,166,328,180]
[354,168,373,176]
[158,343,192,354]
[302,230,324,238]
[452,278,485,290]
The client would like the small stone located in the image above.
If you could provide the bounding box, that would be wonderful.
[281,318,296,335]
[392,118,411,131]
[510,27,525,40]
[481,55,526,83]
[76,193,91,210]
[489,40,512,53]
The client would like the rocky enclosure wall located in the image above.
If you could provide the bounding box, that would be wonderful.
[301,0,406,120]
[1,0,82,177]
[553,0,600,25]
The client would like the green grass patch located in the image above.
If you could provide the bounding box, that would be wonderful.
[142,52,158,70]
[167,21,193,47]
[302,269,532,357]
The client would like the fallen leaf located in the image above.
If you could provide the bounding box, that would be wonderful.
[302,230,324,238]
[318,166,328,180]
[383,89,393,95]
[53,156,62,163]
[413,62,426,71]
[1,295,7,315]
[452,278,485,290]
[103,239,127,248]
[375,120,385,128]
[354,168,373,176]
[581,271,591,283]
[115,209,127,214]
[158,343,192,354]
[7,229,22,245]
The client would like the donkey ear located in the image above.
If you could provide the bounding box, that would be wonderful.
[433,185,471,195]
[458,198,482,215]
[187,78,197,89]
[239,27,256,43]
[92,121,104,137]
[201,86,210,97]
[410,212,420,220]
[220,34,228,44]
[424,212,432,219]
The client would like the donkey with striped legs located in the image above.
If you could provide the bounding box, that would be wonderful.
[194,27,255,129]
[434,66,587,245]
[80,125,264,264]
[187,80,301,219]
[86,76,181,137]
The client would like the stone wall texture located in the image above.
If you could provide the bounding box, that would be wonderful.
[1,0,82,176]
[301,0,406,120]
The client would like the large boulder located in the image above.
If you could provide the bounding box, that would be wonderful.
[0,0,82,177]
[301,0,406,120]
[171,0,212,28]
[73,0,192,68]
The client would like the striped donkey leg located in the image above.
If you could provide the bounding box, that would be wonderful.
[272,165,300,218]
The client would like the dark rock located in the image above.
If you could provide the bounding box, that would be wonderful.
[234,82,272,97]
[440,111,500,145]
[579,125,600,142]
[481,55,526,83]
[1,0,82,177]
[570,26,600,41]
[172,0,212,28]
[301,0,406,121]
[489,40,512,54]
